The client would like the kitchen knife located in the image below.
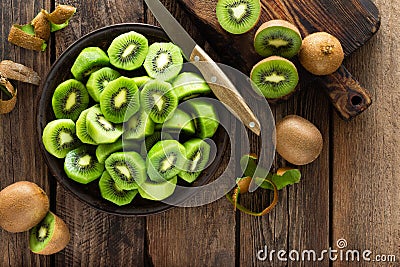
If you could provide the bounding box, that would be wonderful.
[144,0,261,136]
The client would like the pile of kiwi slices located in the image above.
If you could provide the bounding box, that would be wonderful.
[42,30,219,207]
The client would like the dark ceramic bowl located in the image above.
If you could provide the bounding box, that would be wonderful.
[37,23,229,216]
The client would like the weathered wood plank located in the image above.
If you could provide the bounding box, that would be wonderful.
[332,0,400,265]
[0,0,52,266]
[53,0,146,265]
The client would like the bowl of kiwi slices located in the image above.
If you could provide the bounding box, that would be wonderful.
[37,23,229,216]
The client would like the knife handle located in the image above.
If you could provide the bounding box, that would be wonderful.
[189,45,261,136]
[317,65,372,120]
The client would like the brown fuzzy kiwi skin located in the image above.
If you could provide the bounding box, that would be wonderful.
[250,56,299,103]
[298,32,344,76]
[8,25,46,51]
[275,115,323,165]
[43,5,76,24]
[31,11,50,41]
[255,19,302,40]
[0,181,50,233]
[33,212,71,255]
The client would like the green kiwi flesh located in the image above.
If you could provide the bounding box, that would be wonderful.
[100,76,140,123]
[99,171,138,206]
[52,79,89,121]
[76,109,97,145]
[107,31,149,71]
[64,145,104,184]
[187,99,220,138]
[96,138,140,163]
[42,119,81,158]
[216,0,261,34]
[254,21,302,58]
[140,79,178,123]
[71,47,110,81]
[155,108,195,135]
[123,108,155,140]
[146,140,186,182]
[132,76,151,89]
[179,138,211,183]
[144,42,183,82]
[86,67,121,102]
[105,152,146,190]
[250,56,299,100]
[171,72,211,101]
[86,105,123,144]
[138,176,177,201]
[140,131,174,158]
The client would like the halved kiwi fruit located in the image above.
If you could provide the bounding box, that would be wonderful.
[254,20,302,58]
[138,176,177,201]
[71,47,110,81]
[64,145,104,184]
[42,119,81,158]
[186,99,219,139]
[29,211,70,255]
[132,76,151,89]
[96,138,140,163]
[155,108,195,135]
[216,0,261,34]
[52,79,89,121]
[143,42,183,82]
[146,140,186,182]
[86,105,123,144]
[76,109,97,145]
[107,31,149,71]
[86,67,121,102]
[123,108,155,140]
[171,72,211,101]
[105,152,146,190]
[140,79,178,123]
[99,171,138,206]
[179,138,211,183]
[250,56,299,100]
[100,76,140,123]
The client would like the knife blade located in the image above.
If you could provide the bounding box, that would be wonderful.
[144,0,261,136]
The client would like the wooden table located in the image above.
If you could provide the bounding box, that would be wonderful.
[0,0,398,266]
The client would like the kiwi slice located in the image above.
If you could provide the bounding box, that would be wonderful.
[146,140,186,182]
[29,211,70,255]
[105,152,146,190]
[71,47,110,81]
[64,145,105,184]
[123,108,155,140]
[52,79,89,121]
[138,176,177,201]
[143,42,183,82]
[171,72,211,101]
[42,119,81,158]
[254,20,302,58]
[140,79,178,123]
[216,0,261,34]
[155,108,195,135]
[76,109,97,145]
[250,56,299,100]
[107,31,149,71]
[86,67,121,102]
[140,131,174,158]
[99,171,138,206]
[179,138,211,183]
[132,76,151,89]
[96,138,140,163]
[86,105,123,144]
[100,76,140,123]
[187,99,220,139]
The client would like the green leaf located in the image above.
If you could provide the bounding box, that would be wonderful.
[258,169,301,190]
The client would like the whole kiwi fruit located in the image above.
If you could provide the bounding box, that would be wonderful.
[298,32,344,76]
[275,115,323,165]
[0,181,50,233]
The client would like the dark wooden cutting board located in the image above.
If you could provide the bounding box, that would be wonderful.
[178,0,381,119]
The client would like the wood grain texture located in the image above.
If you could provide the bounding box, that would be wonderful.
[53,0,146,266]
[332,0,400,264]
[0,0,52,266]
